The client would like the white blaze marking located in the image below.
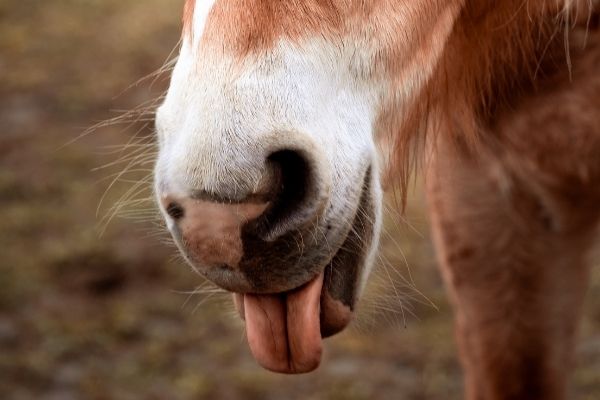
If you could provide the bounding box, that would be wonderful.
[192,0,216,45]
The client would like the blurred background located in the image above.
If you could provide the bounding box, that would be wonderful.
[1,1,599,399]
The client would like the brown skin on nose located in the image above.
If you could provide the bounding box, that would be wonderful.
[171,198,269,268]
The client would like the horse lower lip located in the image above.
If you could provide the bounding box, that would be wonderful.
[232,277,354,338]
[233,279,323,322]
[231,278,323,322]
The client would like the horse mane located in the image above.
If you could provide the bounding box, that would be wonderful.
[387,1,595,205]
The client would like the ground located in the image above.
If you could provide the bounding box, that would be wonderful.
[0,1,599,399]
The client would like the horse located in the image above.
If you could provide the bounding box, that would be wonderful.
[153,1,600,398]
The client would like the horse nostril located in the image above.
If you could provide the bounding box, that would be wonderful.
[166,201,185,220]
[249,149,315,239]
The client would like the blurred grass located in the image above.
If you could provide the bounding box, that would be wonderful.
[0,1,598,399]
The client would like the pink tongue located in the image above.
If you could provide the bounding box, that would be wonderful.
[243,274,324,374]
